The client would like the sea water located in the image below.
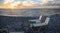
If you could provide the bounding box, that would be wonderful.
[0,9,60,16]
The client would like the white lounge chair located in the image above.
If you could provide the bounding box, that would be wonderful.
[29,15,50,27]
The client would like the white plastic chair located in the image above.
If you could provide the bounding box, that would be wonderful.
[29,15,50,27]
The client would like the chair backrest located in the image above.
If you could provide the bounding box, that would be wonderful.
[39,15,46,22]
[45,17,50,24]
[39,15,43,20]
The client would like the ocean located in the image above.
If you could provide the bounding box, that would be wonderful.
[0,9,60,16]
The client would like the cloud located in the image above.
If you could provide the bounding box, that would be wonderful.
[10,1,21,6]
[4,0,49,4]
[41,0,48,4]
[45,0,60,6]
[4,0,14,4]
[3,0,60,6]
[23,0,49,5]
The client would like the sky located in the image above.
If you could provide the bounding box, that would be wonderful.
[0,0,60,9]
[0,0,60,6]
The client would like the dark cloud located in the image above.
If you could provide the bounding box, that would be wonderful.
[45,0,60,6]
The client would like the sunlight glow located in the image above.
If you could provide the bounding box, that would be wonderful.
[10,1,21,9]
[41,0,48,4]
